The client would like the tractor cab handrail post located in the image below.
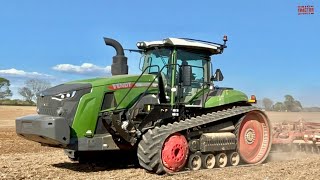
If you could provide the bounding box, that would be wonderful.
[113,65,161,112]
[129,64,171,115]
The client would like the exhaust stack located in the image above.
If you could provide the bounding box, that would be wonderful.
[104,38,128,76]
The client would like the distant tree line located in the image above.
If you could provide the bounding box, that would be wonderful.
[258,95,319,112]
[0,77,51,106]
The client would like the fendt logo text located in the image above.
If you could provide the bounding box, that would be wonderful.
[298,5,314,15]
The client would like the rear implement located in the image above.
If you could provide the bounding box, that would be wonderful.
[272,119,320,153]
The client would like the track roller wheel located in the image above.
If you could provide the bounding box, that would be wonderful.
[201,154,215,169]
[215,153,227,168]
[227,152,240,166]
[236,110,272,164]
[188,154,202,170]
[161,133,189,172]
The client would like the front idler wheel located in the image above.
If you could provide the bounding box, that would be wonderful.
[161,133,189,172]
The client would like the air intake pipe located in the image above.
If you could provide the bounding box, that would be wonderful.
[104,37,128,76]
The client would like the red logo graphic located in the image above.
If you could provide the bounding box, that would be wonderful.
[298,5,314,15]
[107,82,156,90]
[108,82,135,90]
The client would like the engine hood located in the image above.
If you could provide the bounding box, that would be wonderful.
[66,74,157,88]
[37,83,92,97]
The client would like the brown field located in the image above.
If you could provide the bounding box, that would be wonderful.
[0,105,320,180]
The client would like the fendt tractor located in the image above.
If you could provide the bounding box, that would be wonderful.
[16,36,272,174]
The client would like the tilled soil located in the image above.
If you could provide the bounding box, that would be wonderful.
[0,128,54,154]
[0,106,36,128]
[1,148,319,180]
[1,106,320,180]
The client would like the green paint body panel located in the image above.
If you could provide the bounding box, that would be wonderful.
[205,89,248,108]
[69,74,158,138]
[66,73,248,138]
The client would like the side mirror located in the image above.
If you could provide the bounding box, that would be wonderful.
[181,65,192,86]
[211,69,224,81]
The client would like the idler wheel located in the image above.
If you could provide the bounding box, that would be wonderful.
[161,133,189,172]
[237,111,272,164]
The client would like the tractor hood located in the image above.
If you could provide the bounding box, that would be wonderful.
[37,74,157,99]
[66,74,157,88]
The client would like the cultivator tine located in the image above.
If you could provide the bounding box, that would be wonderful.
[317,146,320,154]
[293,144,301,152]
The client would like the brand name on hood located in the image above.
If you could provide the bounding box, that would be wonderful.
[108,82,158,90]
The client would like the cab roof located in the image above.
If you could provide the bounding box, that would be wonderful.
[137,38,226,55]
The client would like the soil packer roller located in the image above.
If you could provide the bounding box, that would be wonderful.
[16,36,272,174]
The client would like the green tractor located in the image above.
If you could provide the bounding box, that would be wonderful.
[16,36,272,174]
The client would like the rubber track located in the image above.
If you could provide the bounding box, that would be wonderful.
[137,106,260,174]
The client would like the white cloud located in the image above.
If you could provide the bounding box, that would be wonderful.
[0,68,53,78]
[52,63,111,76]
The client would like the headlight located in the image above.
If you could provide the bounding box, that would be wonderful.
[52,91,76,101]
[136,41,146,49]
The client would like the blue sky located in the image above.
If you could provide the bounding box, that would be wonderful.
[0,1,319,106]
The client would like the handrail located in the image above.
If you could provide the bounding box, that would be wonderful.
[113,65,160,112]
[109,64,169,143]
[128,64,171,113]
[113,63,207,113]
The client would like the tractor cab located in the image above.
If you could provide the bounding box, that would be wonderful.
[137,37,227,105]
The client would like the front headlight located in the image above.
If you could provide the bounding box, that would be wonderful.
[52,91,76,101]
